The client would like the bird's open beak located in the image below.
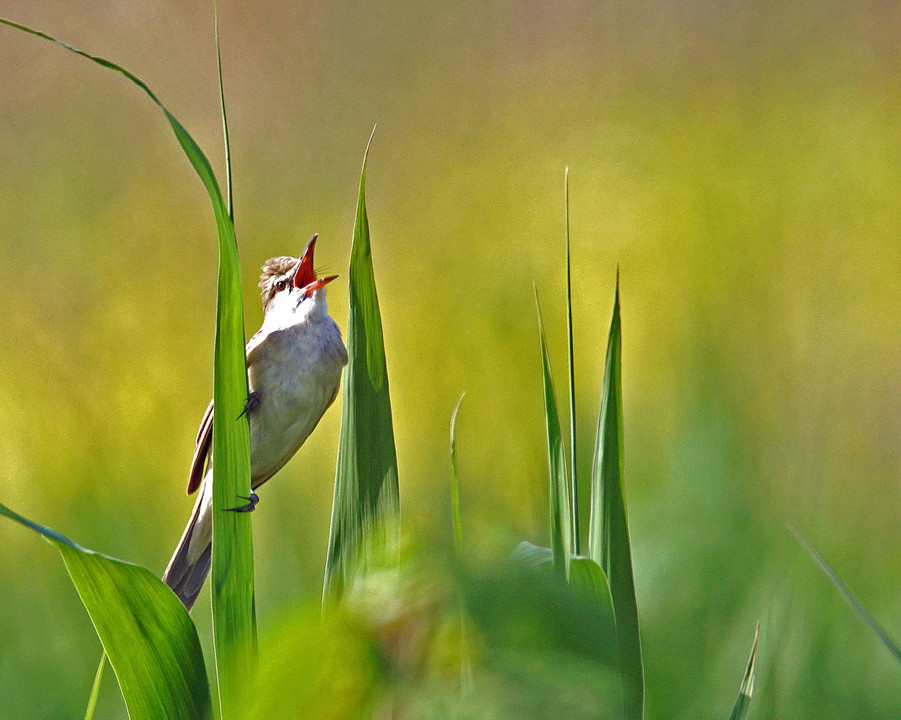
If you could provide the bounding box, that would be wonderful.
[293,233,338,292]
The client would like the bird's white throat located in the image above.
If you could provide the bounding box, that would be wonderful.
[262,288,329,334]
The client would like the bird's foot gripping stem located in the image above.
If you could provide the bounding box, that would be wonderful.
[238,391,260,420]
[225,491,259,513]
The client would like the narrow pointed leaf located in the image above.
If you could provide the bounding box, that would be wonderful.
[324,131,400,602]
[588,276,644,719]
[209,14,255,714]
[534,288,572,579]
[0,17,256,710]
[214,2,233,220]
[728,623,760,720]
[0,503,212,720]
[791,526,901,664]
[564,167,580,554]
[450,392,466,553]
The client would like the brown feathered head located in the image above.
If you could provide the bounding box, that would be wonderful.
[258,234,337,312]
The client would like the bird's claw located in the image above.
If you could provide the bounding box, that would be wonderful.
[237,391,260,420]
[225,491,259,513]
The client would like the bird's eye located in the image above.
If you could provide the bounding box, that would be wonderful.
[275,280,288,291]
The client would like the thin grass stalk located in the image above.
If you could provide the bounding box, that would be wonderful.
[791,525,901,664]
[83,652,106,720]
[728,623,760,720]
[564,166,580,555]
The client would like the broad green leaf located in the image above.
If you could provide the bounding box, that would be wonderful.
[534,288,572,580]
[324,130,400,602]
[791,526,901,664]
[587,275,644,719]
[564,167,581,554]
[0,17,256,710]
[0,503,212,720]
[450,392,466,552]
[728,623,760,720]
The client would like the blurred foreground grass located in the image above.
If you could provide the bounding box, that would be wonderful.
[1,1,900,718]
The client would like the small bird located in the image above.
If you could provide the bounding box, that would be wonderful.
[163,234,348,610]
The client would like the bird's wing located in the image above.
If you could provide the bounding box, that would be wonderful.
[188,333,264,494]
[245,327,267,365]
[187,399,214,495]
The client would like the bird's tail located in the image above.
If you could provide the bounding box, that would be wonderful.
[162,486,212,611]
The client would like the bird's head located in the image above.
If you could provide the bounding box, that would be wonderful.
[259,234,338,319]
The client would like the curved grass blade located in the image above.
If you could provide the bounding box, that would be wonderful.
[0,503,212,720]
[564,167,580,554]
[534,287,572,580]
[791,526,901,664]
[728,623,760,720]
[570,557,617,620]
[587,274,644,719]
[324,129,400,603]
[450,392,466,553]
[0,16,256,712]
[513,540,554,567]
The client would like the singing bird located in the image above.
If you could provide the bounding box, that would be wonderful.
[163,234,348,610]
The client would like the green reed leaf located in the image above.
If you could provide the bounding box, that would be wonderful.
[0,16,256,714]
[588,274,644,719]
[564,167,580,554]
[534,288,572,580]
[0,503,212,720]
[324,129,400,603]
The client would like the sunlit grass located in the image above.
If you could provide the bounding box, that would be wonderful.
[1,5,901,720]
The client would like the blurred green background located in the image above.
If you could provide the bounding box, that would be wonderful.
[1,1,899,717]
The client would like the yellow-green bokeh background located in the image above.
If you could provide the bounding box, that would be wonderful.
[1,1,899,717]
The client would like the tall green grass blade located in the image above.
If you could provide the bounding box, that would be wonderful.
[0,17,256,712]
[214,2,233,220]
[83,652,106,720]
[564,167,580,555]
[534,287,572,580]
[207,16,255,716]
[791,526,901,664]
[0,503,212,720]
[728,622,760,720]
[324,129,400,603]
[588,273,644,719]
[450,392,466,553]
